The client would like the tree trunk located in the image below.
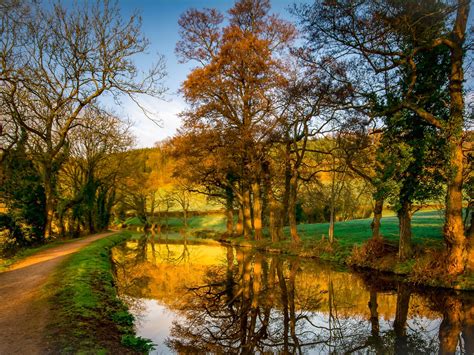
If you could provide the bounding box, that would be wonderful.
[262,161,281,242]
[288,171,300,244]
[44,170,55,239]
[183,209,188,228]
[243,187,252,240]
[252,181,263,241]
[444,134,467,274]
[269,197,281,242]
[282,142,292,226]
[236,204,244,235]
[328,164,336,244]
[398,202,412,260]
[371,198,384,239]
[225,187,234,235]
[444,0,469,275]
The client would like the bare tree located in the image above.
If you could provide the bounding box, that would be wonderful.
[1,1,166,237]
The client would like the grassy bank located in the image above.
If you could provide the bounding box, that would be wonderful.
[217,210,473,290]
[45,232,153,354]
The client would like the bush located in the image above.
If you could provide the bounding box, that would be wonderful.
[348,237,392,266]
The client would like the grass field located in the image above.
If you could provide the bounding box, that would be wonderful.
[294,209,444,248]
[121,209,445,248]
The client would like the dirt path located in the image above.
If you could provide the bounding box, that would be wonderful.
[0,231,116,355]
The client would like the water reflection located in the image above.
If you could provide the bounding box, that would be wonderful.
[112,235,474,354]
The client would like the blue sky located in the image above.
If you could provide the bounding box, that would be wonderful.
[112,0,298,147]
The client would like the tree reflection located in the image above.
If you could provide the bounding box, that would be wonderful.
[165,252,325,353]
[111,241,474,354]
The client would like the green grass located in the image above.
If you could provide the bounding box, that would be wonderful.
[294,209,444,248]
[123,209,444,247]
[45,232,153,354]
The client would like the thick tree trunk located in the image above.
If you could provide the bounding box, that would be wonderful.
[252,182,263,241]
[398,202,412,260]
[269,198,281,242]
[44,171,55,239]
[371,198,384,239]
[444,1,469,275]
[243,187,252,240]
[288,172,300,244]
[226,208,234,235]
[444,135,467,274]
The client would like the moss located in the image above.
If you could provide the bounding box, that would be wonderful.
[45,232,154,354]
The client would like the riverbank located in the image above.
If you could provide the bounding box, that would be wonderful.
[216,235,474,291]
[117,210,472,290]
[45,232,153,354]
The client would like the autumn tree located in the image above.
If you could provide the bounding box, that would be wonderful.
[176,0,295,240]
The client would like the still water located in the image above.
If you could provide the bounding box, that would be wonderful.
[112,235,474,354]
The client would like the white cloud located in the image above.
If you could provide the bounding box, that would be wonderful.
[117,94,185,148]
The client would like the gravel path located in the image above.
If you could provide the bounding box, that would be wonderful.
[0,232,116,355]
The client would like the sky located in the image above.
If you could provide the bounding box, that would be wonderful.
[104,0,298,148]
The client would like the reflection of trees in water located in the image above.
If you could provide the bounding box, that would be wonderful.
[112,233,191,307]
[112,240,474,354]
[356,272,474,355]
[166,249,358,353]
[164,250,474,354]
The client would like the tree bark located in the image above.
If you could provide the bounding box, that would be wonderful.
[226,203,234,236]
[43,167,55,239]
[262,163,282,242]
[251,181,263,241]
[282,142,292,226]
[288,171,300,244]
[443,0,469,275]
[329,166,336,244]
[236,203,244,235]
[398,202,413,260]
[371,198,384,239]
[243,187,252,240]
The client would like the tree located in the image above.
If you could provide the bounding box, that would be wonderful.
[1,0,165,238]
[295,0,472,274]
[59,106,133,235]
[176,0,295,240]
[0,135,46,247]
